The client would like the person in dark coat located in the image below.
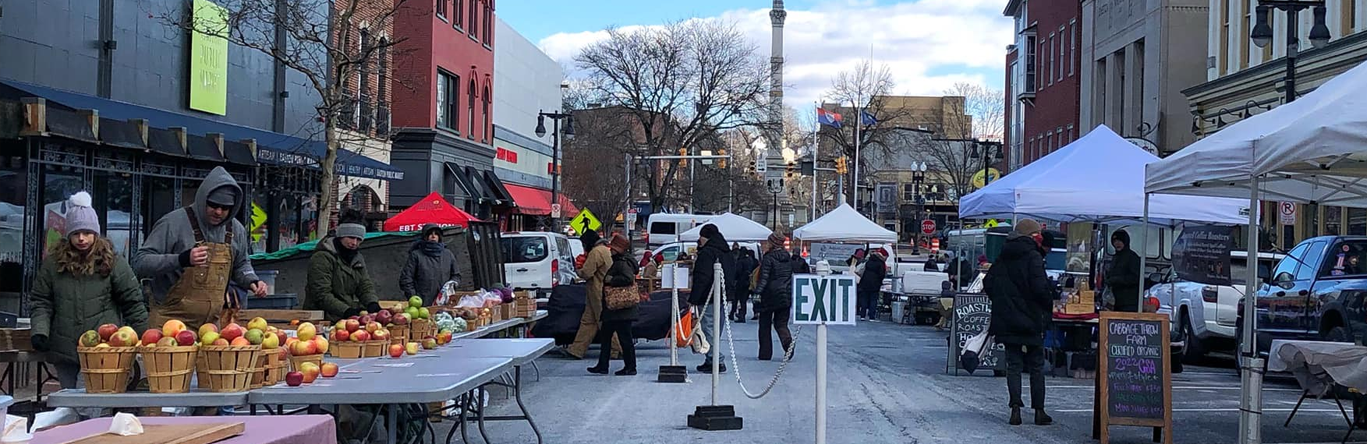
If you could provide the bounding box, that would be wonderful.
[731,247,759,323]
[399,224,460,305]
[984,218,1055,426]
[857,248,888,321]
[689,224,735,373]
[755,232,795,360]
[588,234,639,376]
[305,218,381,322]
[1105,229,1142,312]
[924,254,942,272]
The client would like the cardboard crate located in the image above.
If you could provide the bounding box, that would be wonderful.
[0,328,33,351]
[1063,290,1096,315]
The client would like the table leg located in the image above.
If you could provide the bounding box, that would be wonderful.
[387,403,398,444]
[476,387,491,443]
[530,361,541,382]
[513,366,543,444]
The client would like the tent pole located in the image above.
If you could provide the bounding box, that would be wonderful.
[1239,176,1263,444]
[1138,194,1149,313]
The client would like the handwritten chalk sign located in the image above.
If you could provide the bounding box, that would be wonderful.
[948,293,1001,374]
[1098,311,1172,444]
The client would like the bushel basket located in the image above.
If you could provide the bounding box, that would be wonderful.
[252,348,288,388]
[77,346,138,394]
[139,345,198,393]
[330,341,365,359]
[198,345,261,392]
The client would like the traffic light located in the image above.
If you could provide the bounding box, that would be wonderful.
[718,149,727,169]
[835,156,848,174]
[785,161,796,180]
[678,148,688,168]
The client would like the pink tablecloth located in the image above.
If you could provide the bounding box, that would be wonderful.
[32,414,335,444]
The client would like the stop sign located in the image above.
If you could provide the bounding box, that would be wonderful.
[921,220,936,234]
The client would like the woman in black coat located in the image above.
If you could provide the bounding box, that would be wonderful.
[399,224,459,305]
[984,219,1055,426]
[731,248,759,323]
[755,232,795,360]
[589,234,639,376]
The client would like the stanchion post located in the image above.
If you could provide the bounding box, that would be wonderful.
[816,322,828,444]
[658,265,687,383]
[688,262,743,430]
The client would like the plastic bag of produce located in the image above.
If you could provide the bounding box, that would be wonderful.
[435,280,461,306]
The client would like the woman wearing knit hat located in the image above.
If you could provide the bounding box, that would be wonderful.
[30,192,149,389]
[984,217,1055,425]
[587,234,639,375]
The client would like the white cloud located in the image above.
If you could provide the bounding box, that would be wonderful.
[537,1,1012,113]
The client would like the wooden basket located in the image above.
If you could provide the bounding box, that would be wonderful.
[363,340,388,357]
[389,324,411,346]
[289,353,324,373]
[411,319,436,340]
[251,348,288,388]
[77,346,138,394]
[499,303,514,321]
[330,341,364,359]
[198,345,261,393]
[138,345,197,394]
[513,298,537,318]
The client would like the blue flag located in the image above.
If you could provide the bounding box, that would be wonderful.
[860,110,877,126]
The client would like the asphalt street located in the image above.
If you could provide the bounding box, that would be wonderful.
[448,318,1365,444]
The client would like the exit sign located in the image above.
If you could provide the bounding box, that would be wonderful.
[792,275,857,325]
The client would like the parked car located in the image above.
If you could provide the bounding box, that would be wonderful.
[499,232,578,298]
[1147,251,1284,363]
[650,241,761,263]
[1238,236,1367,355]
[645,213,715,248]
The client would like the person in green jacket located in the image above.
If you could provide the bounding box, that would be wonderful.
[305,220,380,322]
[30,191,149,389]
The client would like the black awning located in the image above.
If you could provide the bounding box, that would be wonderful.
[446,162,480,202]
[45,107,96,142]
[482,170,512,205]
[185,134,225,162]
[146,127,185,157]
[462,166,496,203]
[222,139,255,166]
[98,117,145,150]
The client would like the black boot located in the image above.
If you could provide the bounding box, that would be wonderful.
[696,361,727,373]
[1034,409,1053,426]
[587,366,608,375]
[1009,407,1022,426]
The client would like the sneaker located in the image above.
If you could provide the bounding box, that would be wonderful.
[696,362,728,373]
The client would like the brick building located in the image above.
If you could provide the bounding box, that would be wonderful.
[389,0,507,217]
[1003,0,1082,170]
[331,0,401,226]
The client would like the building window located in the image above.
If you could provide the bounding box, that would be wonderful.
[1067,124,1075,143]
[483,2,493,44]
[1350,207,1367,235]
[468,78,476,139]
[1326,206,1343,235]
[1262,6,1274,61]
[437,71,459,132]
[469,0,479,39]
[436,0,446,19]
[482,85,491,142]
[1241,3,1252,69]
[454,0,464,28]
[1047,33,1055,86]
[1220,0,1230,75]
[358,29,372,133]
[1344,0,1357,36]
[1069,19,1077,76]
[1058,26,1066,81]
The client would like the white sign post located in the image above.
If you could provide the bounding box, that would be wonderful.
[658,264,689,383]
[792,274,857,444]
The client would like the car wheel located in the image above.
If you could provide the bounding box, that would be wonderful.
[1326,326,1352,343]
[1180,313,1205,364]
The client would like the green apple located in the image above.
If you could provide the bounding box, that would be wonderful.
[408,296,423,308]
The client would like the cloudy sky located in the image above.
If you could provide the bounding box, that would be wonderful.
[499,0,1013,112]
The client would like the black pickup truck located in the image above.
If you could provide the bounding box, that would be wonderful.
[1242,235,1367,353]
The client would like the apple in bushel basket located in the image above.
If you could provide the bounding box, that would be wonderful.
[156,337,177,347]
[97,324,119,342]
[375,310,393,325]
[197,323,218,339]
[140,329,163,346]
[365,321,382,333]
[109,330,137,347]
[388,344,404,358]
[79,330,100,347]
[174,330,197,346]
[220,323,244,342]
[372,329,390,341]
[359,315,374,326]
[285,371,304,387]
[351,330,370,342]
[333,329,350,342]
[344,319,361,333]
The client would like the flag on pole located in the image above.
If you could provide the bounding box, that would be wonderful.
[860,110,877,126]
[817,108,843,128]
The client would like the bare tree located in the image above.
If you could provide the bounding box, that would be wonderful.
[573,20,772,212]
[819,59,925,204]
[918,83,1006,201]
[154,0,408,233]
[561,106,636,223]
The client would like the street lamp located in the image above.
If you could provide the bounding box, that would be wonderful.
[536,109,575,230]
[911,161,927,254]
[767,178,785,229]
[1251,0,1330,102]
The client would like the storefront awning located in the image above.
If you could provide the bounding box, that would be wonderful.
[502,183,579,216]
[0,79,403,181]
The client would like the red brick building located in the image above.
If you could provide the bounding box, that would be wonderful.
[389,0,506,216]
[1003,0,1081,171]
[328,0,402,226]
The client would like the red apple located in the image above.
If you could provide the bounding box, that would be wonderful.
[109,330,136,347]
[333,329,350,342]
[275,331,288,346]
[359,314,374,326]
[320,362,339,378]
[344,319,361,333]
[285,371,304,386]
[374,310,393,325]
[140,329,164,346]
[393,314,409,326]
[175,329,196,346]
[97,324,119,342]
[212,338,230,346]
[365,321,381,333]
[388,344,404,358]
[372,329,390,341]
[156,337,178,347]
[220,323,244,342]
[351,330,370,342]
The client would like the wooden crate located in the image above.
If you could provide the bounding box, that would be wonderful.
[1064,290,1096,315]
[330,341,364,359]
[0,328,33,351]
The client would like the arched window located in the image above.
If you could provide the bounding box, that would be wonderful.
[467,78,476,140]
[343,185,383,213]
[482,85,491,142]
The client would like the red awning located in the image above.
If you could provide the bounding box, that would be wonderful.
[503,184,579,216]
[383,192,480,232]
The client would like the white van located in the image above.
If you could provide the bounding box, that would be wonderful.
[651,241,762,264]
[646,213,715,248]
[499,232,578,297]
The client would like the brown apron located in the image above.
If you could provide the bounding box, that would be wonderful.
[150,208,240,332]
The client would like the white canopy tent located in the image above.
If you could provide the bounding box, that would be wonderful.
[678,212,774,242]
[959,125,1250,225]
[1144,59,1367,444]
[793,203,897,243]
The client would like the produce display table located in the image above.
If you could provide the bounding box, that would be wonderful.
[47,388,249,408]
[435,338,553,444]
[33,414,337,444]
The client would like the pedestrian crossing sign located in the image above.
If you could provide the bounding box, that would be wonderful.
[792,274,857,325]
[569,209,602,235]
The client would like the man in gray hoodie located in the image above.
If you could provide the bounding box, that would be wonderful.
[134,166,264,331]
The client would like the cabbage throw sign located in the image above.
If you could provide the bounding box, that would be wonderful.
[792,274,857,325]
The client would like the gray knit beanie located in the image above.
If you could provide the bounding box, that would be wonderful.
[63,191,100,237]
[336,223,367,240]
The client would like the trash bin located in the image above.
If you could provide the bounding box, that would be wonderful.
[256,270,279,295]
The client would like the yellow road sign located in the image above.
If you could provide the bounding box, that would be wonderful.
[569,209,602,235]
[984,219,999,228]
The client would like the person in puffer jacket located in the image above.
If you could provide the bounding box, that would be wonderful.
[755,232,795,361]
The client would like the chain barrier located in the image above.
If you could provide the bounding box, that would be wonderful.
[720,298,802,400]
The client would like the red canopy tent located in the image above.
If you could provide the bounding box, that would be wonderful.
[382,192,480,232]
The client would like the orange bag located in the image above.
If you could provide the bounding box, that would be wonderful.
[675,310,694,348]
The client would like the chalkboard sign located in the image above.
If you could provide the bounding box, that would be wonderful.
[949,293,1001,375]
[1098,311,1172,444]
